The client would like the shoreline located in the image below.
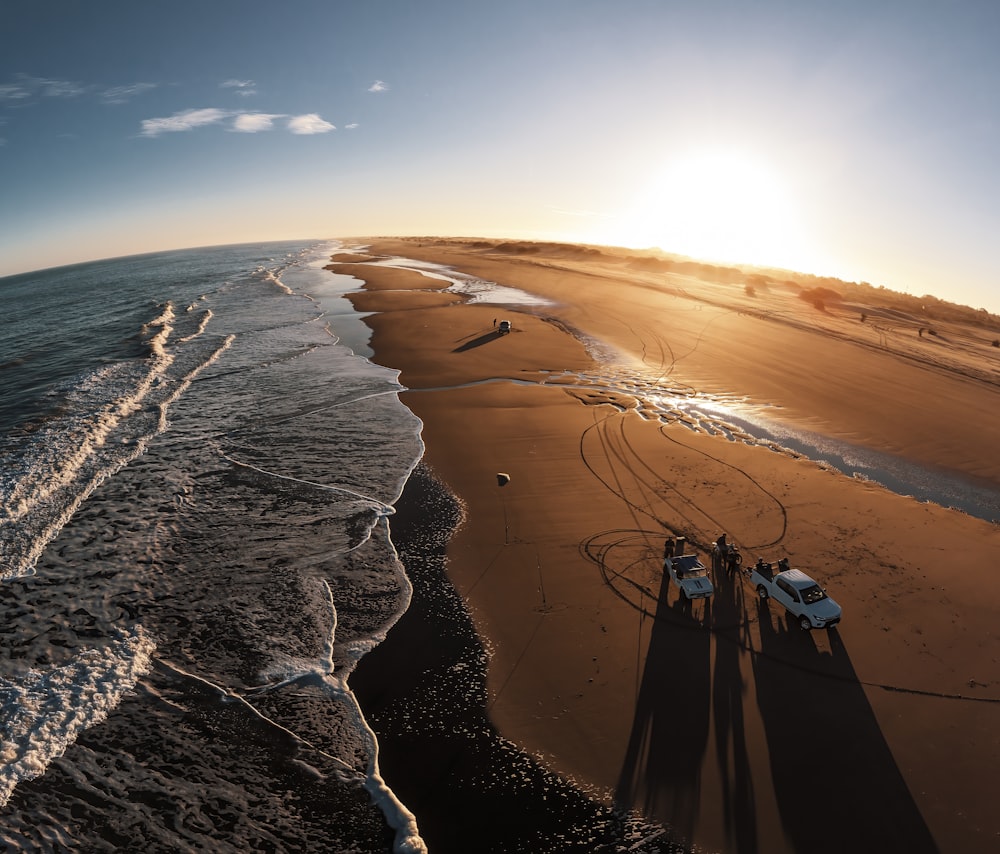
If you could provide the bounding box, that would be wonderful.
[344,238,1000,853]
[350,464,683,852]
[349,237,1000,493]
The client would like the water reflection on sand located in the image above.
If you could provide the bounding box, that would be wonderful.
[544,362,1000,524]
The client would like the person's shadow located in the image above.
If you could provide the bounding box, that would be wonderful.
[752,599,938,853]
[710,562,759,852]
[615,565,713,846]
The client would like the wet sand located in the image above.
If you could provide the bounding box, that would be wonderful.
[346,238,1000,853]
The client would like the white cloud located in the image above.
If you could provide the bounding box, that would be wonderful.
[139,107,340,138]
[287,113,335,134]
[221,79,257,96]
[140,108,230,137]
[368,80,388,93]
[345,122,359,129]
[102,83,157,104]
[232,113,284,133]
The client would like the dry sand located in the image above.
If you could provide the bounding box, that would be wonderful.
[345,238,1000,853]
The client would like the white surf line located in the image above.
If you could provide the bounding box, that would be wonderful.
[154,658,361,778]
[0,627,155,808]
[1,334,236,581]
[2,303,191,520]
[2,420,161,580]
[299,579,426,854]
[242,580,340,699]
[217,451,395,515]
[260,387,406,430]
[176,308,214,343]
[259,268,294,296]
[155,334,234,433]
[161,576,427,854]
[320,578,337,671]
[3,312,176,522]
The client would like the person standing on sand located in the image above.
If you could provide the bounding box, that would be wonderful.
[713,533,727,572]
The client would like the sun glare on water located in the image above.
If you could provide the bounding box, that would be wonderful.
[605,147,824,273]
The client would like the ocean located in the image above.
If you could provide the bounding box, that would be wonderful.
[0,241,429,851]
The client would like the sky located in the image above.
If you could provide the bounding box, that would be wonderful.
[2,0,999,312]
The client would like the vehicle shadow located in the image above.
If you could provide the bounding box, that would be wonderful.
[752,600,939,853]
[452,330,506,352]
[711,565,759,853]
[615,565,712,846]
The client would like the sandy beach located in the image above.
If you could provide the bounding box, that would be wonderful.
[346,238,1000,853]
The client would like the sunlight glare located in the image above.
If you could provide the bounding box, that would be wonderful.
[606,147,824,272]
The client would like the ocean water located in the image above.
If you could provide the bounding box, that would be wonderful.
[0,242,426,852]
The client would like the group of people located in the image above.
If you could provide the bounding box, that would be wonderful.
[663,532,743,574]
[713,533,742,573]
[711,533,743,574]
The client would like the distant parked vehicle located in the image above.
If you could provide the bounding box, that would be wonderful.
[498,319,512,334]
[748,558,841,630]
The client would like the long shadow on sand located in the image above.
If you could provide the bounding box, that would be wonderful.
[711,565,759,853]
[452,330,506,352]
[615,565,712,848]
[752,600,938,853]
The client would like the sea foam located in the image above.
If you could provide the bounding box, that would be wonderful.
[0,627,154,807]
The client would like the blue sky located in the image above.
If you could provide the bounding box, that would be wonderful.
[2,0,999,312]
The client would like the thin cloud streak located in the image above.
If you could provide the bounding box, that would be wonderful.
[140,108,230,137]
[102,83,158,104]
[368,80,388,92]
[0,74,88,101]
[1,75,156,107]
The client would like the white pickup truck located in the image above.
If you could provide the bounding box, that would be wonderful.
[748,558,842,630]
[665,554,714,600]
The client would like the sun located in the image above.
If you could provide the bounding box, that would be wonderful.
[604,147,822,272]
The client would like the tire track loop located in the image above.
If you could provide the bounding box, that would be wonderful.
[580,527,1000,705]
[580,528,663,620]
[580,408,766,557]
[602,300,789,552]
[580,409,700,547]
[601,308,691,392]
[653,423,788,552]
[574,384,977,704]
